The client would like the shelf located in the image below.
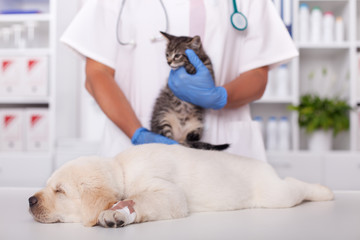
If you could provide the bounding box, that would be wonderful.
[297,42,351,49]
[255,97,293,104]
[0,152,51,161]
[0,48,51,55]
[0,96,50,105]
[0,13,50,22]
[299,0,349,2]
[267,150,360,158]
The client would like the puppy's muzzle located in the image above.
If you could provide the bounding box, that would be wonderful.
[29,196,38,208]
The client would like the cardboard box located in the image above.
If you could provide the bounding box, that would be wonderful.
[25,108,49,151]
[0,109,24,151]
[0,57,23,96]
[23,56,48,97]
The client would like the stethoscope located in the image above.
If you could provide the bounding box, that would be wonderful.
[230,0,248,31]
[116,0,248,46]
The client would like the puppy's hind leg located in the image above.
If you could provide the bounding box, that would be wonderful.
[258,177,334,209]
[285,177,334,202]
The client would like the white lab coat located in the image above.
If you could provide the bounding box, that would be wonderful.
[61,0,298,161]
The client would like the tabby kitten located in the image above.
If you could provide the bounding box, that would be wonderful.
[150,32,229,151]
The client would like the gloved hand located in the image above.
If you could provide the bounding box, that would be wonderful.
[168,49,227,110]
[131,127,178,145]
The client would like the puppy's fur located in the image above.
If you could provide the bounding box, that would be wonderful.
[29,144,334,227]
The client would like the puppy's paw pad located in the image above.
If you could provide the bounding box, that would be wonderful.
[104,219,115,228]
[98,210,128,228]
[115,220,125,227]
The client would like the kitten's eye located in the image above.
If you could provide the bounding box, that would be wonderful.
[166,53,169,58]
[174,54,181,60]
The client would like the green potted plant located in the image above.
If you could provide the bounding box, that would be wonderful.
[288,94,352,151]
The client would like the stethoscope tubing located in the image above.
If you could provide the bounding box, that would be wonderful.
[232,0,239,12]
[116,0,247,46]
[116,0,169,46]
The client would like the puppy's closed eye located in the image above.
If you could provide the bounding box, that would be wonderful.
[54,185,65,195]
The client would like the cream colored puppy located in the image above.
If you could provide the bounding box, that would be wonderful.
[29,144,334,227]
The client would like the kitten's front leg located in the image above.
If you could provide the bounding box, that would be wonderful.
[185,63,196,75]
[159,125,173,139]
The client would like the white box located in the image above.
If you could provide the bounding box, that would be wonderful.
[0,109,24,151]
[25,108,49,151]
[0,57,23,96]
[23,56,48,97]
[358,53,360,99]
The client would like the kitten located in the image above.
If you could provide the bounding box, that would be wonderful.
[150,32,229,151]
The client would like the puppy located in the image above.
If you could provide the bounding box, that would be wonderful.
[29,144,334,227]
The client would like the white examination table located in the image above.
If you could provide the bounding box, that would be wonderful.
[0,188,359,240]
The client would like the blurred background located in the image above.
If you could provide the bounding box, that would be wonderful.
[0,0,359,190]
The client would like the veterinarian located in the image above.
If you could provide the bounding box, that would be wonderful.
[61,0,298,161]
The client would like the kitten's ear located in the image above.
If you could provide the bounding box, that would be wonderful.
[160,31,173,42]
[190,36,202,49]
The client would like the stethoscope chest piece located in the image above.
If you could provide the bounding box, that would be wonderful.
[230,0,248,31]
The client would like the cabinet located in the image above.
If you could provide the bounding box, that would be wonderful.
[268,152,360,190]
[0,153,51,187]
[267,152,323,183]
[325,153,360,190]
[0,0,56,186]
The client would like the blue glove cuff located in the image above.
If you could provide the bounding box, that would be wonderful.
[131,127,148,145]
[212,86,228,110]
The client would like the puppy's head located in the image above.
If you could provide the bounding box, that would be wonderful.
[29,156,119,227]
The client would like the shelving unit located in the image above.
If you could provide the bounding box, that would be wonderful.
[253,0,360,151]
[0,0,56,187]
[252,0,360,189]
[0,13,51,22]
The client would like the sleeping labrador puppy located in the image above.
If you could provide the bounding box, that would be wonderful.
[29,144,334,227]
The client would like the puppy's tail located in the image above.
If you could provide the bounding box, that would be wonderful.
[186,141,230,151]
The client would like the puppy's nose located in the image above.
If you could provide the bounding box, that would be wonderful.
[28,196,38,207]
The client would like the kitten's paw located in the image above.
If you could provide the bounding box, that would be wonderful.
[186,131,201,141]
[160,130,173,139]
[185,64,196,75]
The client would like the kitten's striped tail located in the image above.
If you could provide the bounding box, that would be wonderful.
[186,141,230,151]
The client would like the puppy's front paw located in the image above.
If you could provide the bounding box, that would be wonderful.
[98,210,126,228]
[98,206,136,228]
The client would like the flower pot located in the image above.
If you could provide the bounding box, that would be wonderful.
[308,130,333,151]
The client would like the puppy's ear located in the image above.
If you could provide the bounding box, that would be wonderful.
[80,183,117,227]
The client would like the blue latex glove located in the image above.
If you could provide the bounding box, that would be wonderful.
[131,127,178,145]
[168,49,227,110]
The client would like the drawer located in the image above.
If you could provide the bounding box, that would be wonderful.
[267,152,324,184]
[0,156,52,187]
[324,154,360,190]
